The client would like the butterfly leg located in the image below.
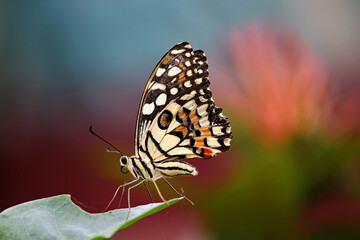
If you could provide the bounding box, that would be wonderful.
[152,180,169,206]
[104,178,139,212]
[126,179,146,221]
[120,181,153,206]
[143,181,153,203]
[118,178,141,209]
[162,178,194,205]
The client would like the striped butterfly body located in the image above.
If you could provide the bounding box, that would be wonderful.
[110,42,231,219]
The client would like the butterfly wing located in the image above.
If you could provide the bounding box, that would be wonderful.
[135,42,194,156]
[135,42,232,166]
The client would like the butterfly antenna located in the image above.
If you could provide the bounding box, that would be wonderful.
[106,147,121,154]
[89,125,123,156]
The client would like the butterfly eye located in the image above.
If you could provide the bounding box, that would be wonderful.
[120,156,128,165]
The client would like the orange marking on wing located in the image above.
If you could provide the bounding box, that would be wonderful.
[179,63,187,71]
[162,55,172,64]
[161,114,169,126]
[201,128,211,136]
[194,138,204,147]
[189,111,201,129]
[190,111,197,121]
[179,108,187,119]
[203,148,213,158]
[175,126,188,136]
[192,122,200,129]
[178,72,185,82]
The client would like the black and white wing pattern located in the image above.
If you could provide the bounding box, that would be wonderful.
[135,42,232,171]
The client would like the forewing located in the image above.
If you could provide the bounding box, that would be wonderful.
[136,43,232,162]
[135,42,197,156]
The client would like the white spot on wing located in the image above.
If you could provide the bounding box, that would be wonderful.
[170,87,178,95]
[190,91,197,99]
[168,67,181,77]
[226,126,231,134]
[224,138,231,146]
[183,100,196,110]
[155,93,167,106]
[199,96,207,102]
[150,82,166,90]
[199,117,210,127]
[181,90,196,100]
[171,49,185,55]
[142,102,155,115]
[185,61,191,67]
[156,68,166,77]
[207,138,221,148]
[186,70,193,76]
[212,126,224,136]
[184,81,192,88]
[180,94,189,100]
[197,104,208,116]
[195,78,202,84]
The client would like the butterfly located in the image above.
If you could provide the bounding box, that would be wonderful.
[91,42,232,219]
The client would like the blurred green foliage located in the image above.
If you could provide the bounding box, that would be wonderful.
[204,119,360,239]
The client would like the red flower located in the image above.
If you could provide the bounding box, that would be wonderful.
[215,25,329,145]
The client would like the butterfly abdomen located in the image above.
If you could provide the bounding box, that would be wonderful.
[156,160,198,177]
[128,156,198,180]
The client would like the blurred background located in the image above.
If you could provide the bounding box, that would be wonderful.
[1,1,360,239]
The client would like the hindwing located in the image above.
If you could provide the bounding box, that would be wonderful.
[135,42,232,163]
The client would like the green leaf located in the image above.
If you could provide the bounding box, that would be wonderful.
[0,195,182,240]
